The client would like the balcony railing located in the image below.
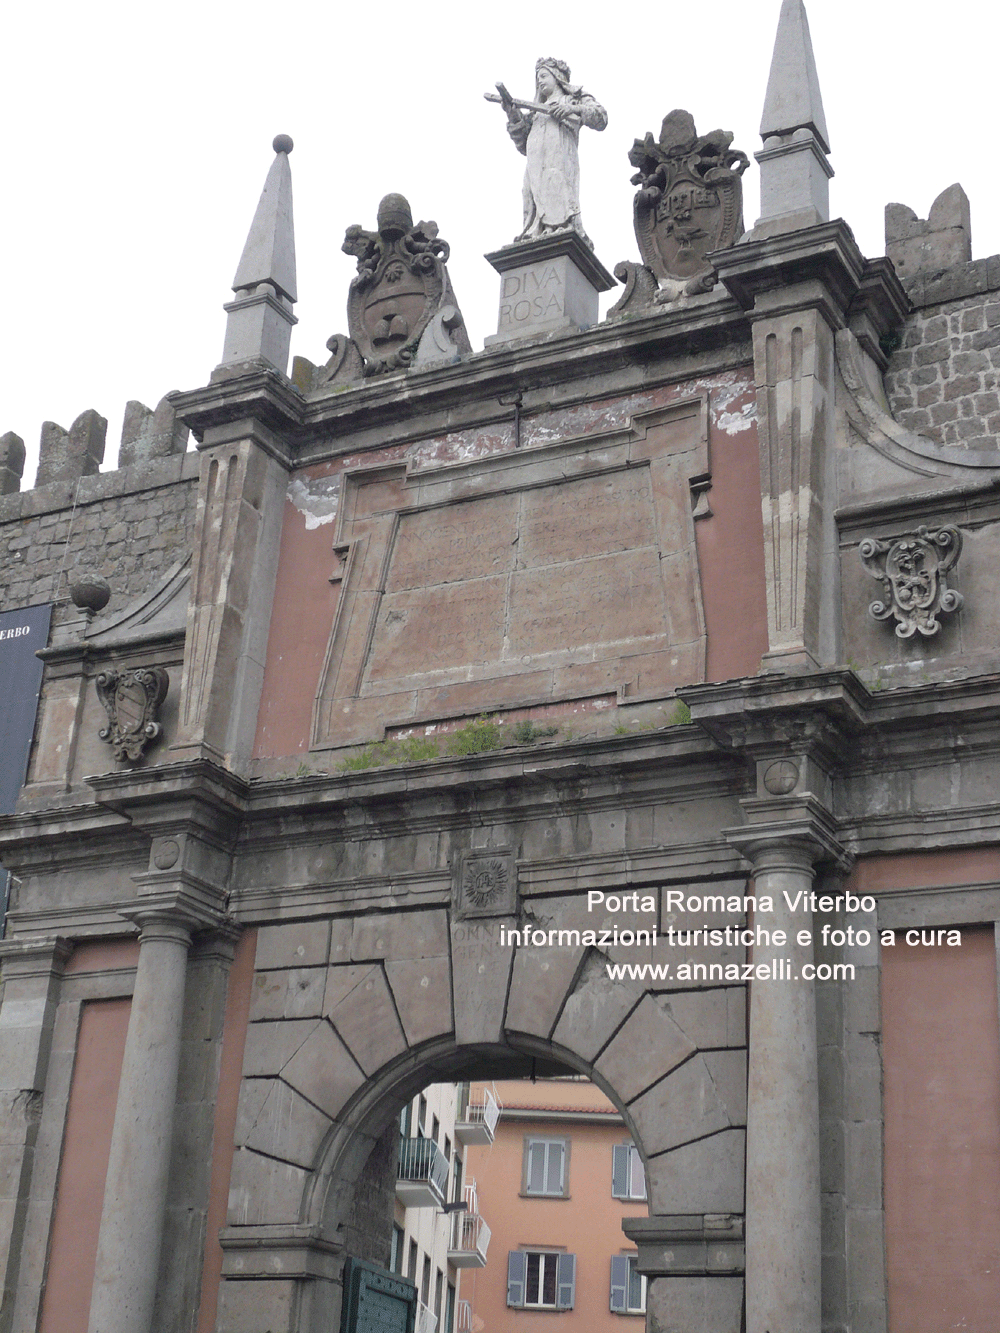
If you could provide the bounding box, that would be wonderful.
[456,1299,473,1333]
[448,1211,492,1268]
[455,1086,502,1146]
[447,1180,491,1268]
[396,1136,450,1208]
[416,1301,438,1333]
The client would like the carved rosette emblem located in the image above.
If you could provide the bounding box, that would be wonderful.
[96,667,169,761]
[860,526,964,638]
[456,849,517,920]
[628,109,749,290]
[343,193,471,376]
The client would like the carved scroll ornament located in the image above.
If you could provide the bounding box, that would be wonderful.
[96,667,169,760]
[860,525,963,638]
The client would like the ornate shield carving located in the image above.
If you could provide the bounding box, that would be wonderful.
[343,193,471,377]
[628,110,749,289]
[860,526,964,638]
[96,666,169,761]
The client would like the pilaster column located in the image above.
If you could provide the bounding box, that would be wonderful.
[88,900,213,1333]
[741,836,821,1333]
[0,936,71,1326]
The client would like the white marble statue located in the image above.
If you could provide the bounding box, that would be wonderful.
[494,58,607,247]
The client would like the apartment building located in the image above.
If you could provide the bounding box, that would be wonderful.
[393,1084,501,1333]
[462,1080,648,1333]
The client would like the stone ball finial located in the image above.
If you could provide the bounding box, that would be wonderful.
[69,571,111,614]
[272,134,294,155]
[377,193,414,239]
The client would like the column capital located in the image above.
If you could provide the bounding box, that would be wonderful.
[621,1215,744,1279]
[119,888,229,944]
[724,794,852,875]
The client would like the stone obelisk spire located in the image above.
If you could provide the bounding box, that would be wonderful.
[752,0,833,237]
[219,135,298,374]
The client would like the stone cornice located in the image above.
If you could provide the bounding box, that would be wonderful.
[709,219,868,320]
[86,759,250,828]
[170,301,752,463]
[623,1214,744,1278]
[218,1224,343,1282]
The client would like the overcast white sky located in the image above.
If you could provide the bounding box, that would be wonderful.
[2,0,994,485]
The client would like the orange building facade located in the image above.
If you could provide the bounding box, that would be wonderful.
[463,1081,649,1333]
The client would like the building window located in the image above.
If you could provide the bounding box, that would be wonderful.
[390,1224,405,1273]
[611,1143,646,1200]
[507,1251,576,1309]
[446,1282,456,1333]
[418,1095,427,1133]
[610,1256,646,1314]
[523,1137,568,1197]
[421,1255,431,1306]
[434,1269,443,1322]
[407,1239,418,1282]
[452,1153,464,1203]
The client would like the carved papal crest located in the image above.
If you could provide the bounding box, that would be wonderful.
[96,666,169,761]
[343,193,471,377]
[628,109,749,290]
[860,525,964,638]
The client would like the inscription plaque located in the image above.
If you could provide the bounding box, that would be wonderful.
[312,398,711,746]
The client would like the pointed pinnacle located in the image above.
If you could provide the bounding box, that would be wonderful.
[760,0,830,153]
[232,136,297,303]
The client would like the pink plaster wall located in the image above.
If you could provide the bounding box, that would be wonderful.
[882,925,1000,1331]
[38,996,131,1333]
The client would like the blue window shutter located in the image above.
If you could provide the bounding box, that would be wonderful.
[556,1254,576,1310]
[631,1148,646,1200]
[548,1141,565,1195]
[507,1252,527,1307]
[609,1256,630,1313]
[527,1141,545,1193]
[612,1144,629,1198]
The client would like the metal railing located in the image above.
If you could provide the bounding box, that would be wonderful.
[397,1136,450,1199]
[449,1209,492,1263]
[459,1086,501,1136]
[416,1302,438,1333]
[456,1299,473,1332]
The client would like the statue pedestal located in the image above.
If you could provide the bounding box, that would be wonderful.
[484,232,616,346]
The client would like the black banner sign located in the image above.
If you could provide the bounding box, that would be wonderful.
[0,603,51,812]
[0,603,50,936]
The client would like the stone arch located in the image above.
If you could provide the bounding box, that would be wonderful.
[219,908,747,1333]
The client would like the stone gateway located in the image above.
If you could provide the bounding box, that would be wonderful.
[3,5,1000,1333]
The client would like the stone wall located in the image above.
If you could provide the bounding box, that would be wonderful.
[0,454,198,618]
[342,1120,398,1267]
[884,257,1000,450]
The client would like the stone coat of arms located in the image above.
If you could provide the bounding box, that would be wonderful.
[95,666,169,761]
[629,109,749,290]
[860,526,964,638]
[343,193,471,377]
[610,109,749,316]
